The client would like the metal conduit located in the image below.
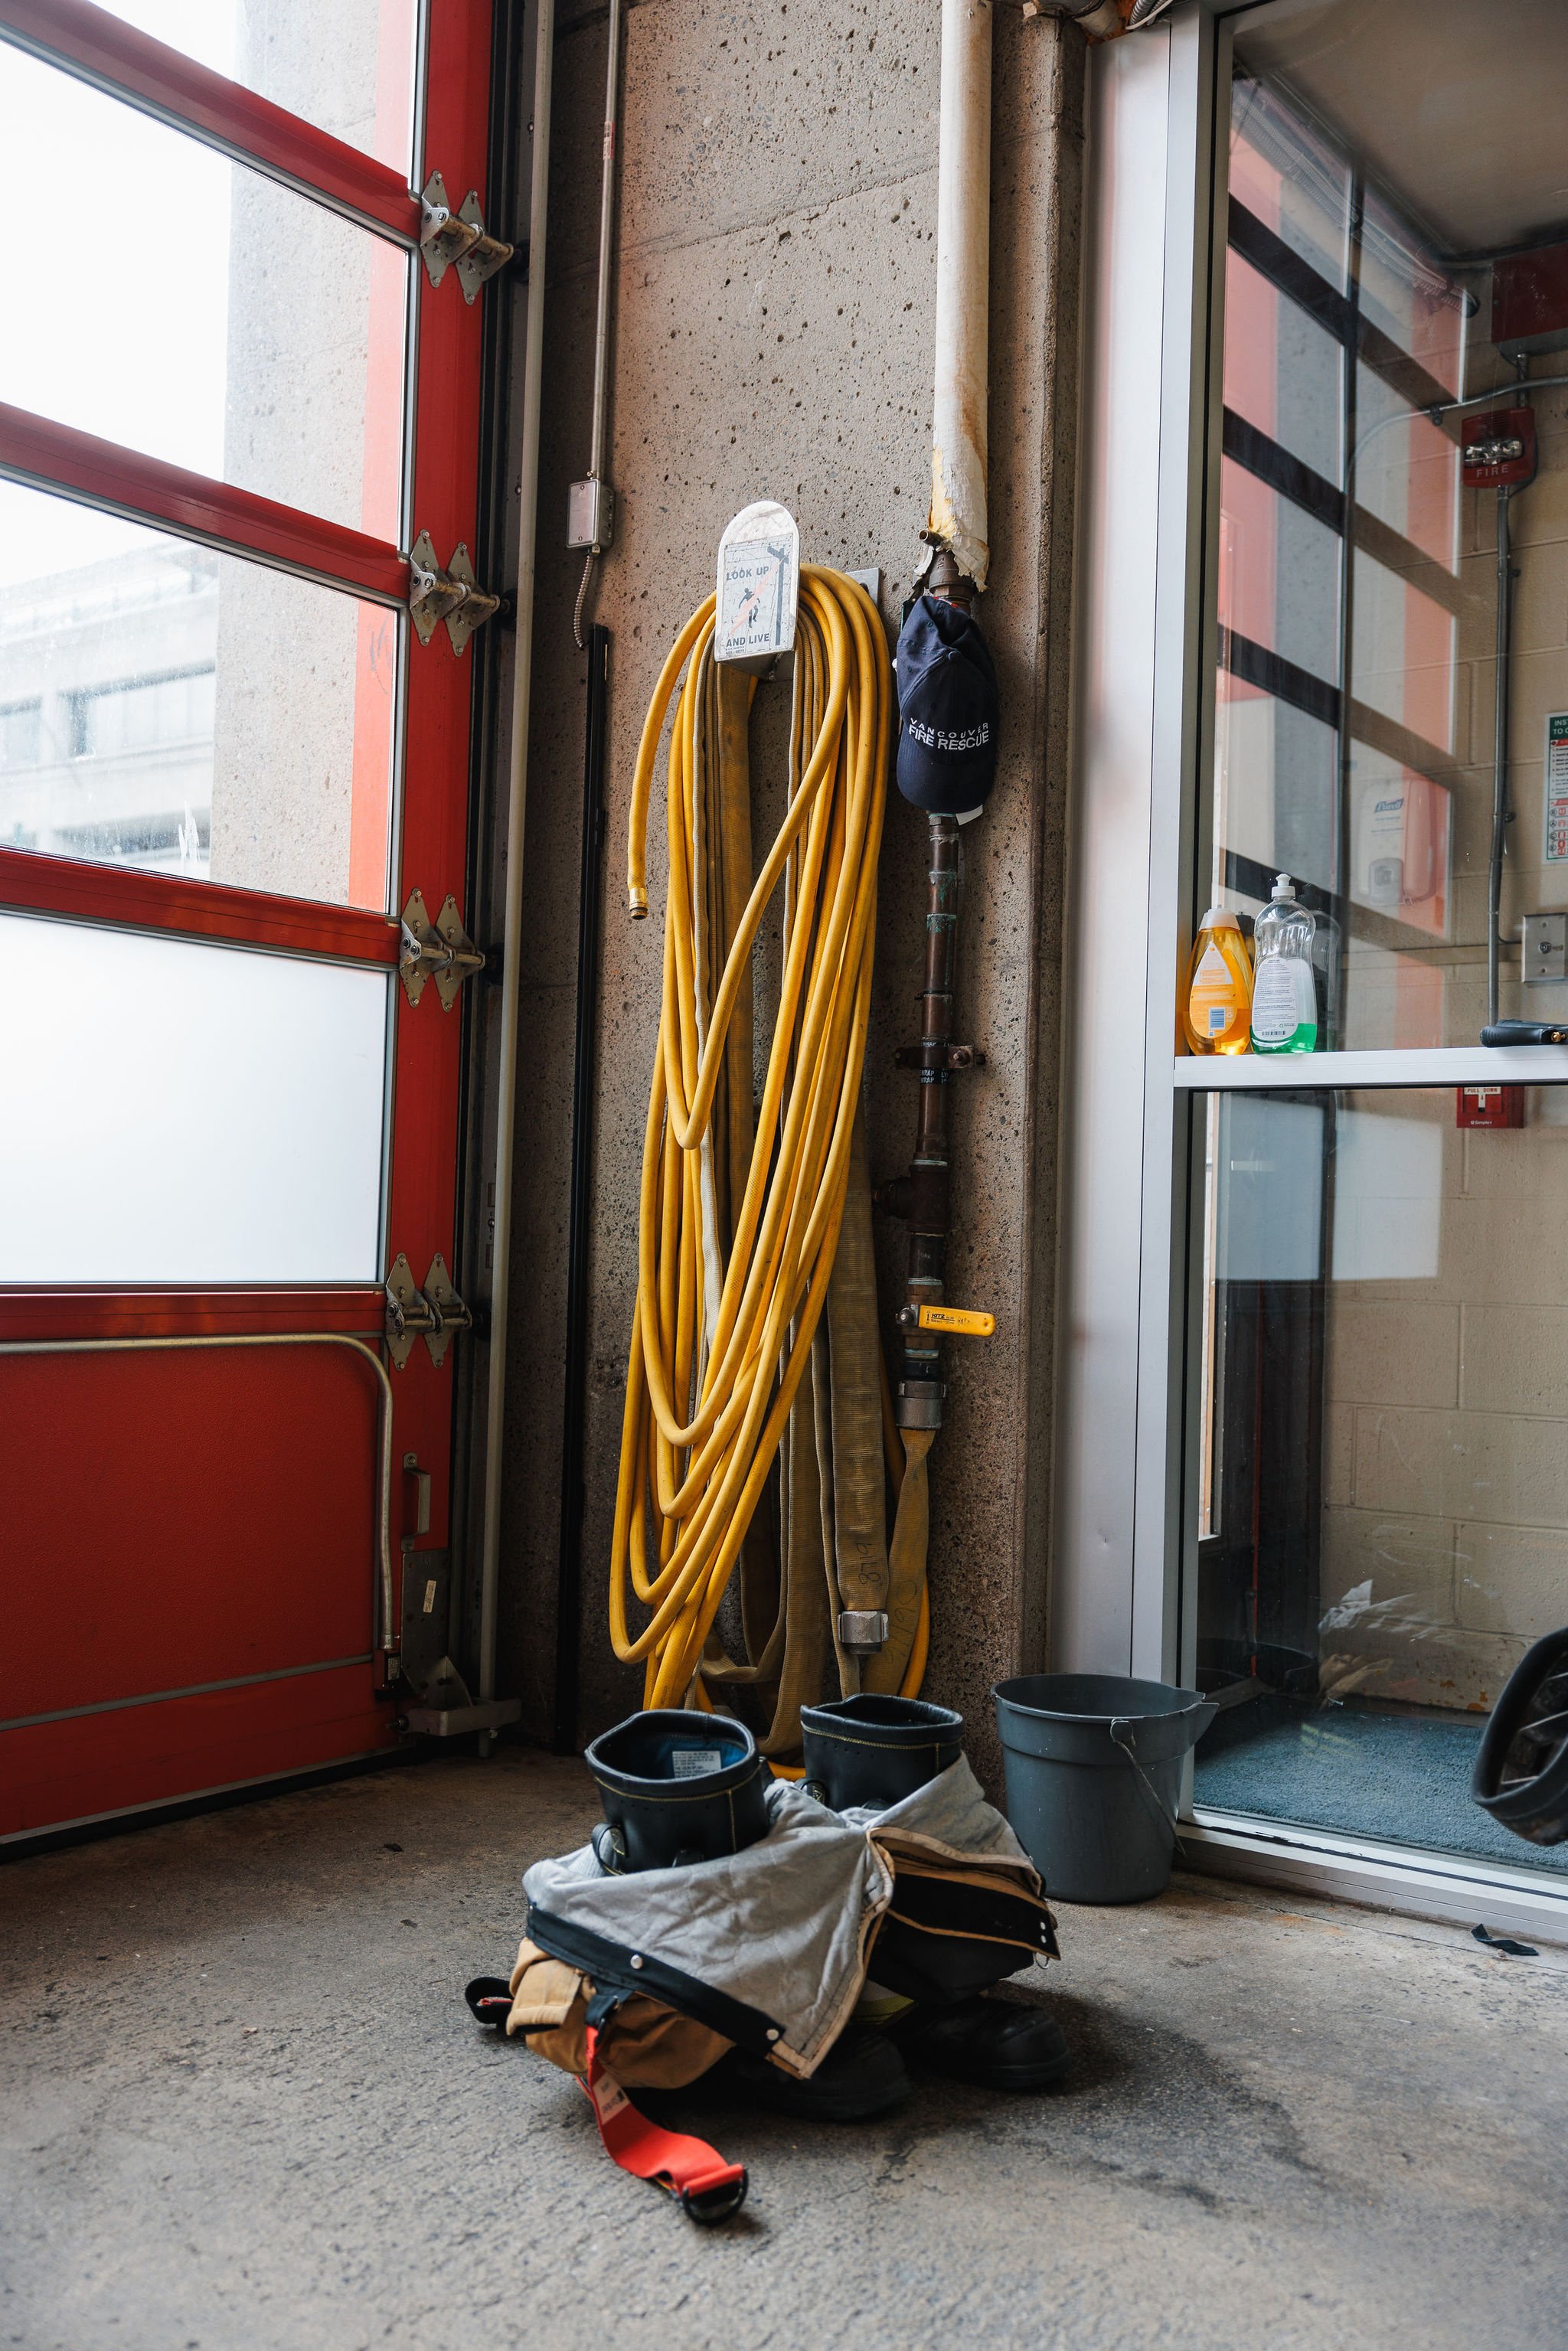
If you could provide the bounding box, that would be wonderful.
[1489,482,1517,1030]
[479,0,557,1709]
[0,1332,397,1662]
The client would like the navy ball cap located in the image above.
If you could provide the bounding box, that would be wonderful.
[893,593,999,816]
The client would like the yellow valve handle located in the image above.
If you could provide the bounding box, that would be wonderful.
[916,1304,995,1337]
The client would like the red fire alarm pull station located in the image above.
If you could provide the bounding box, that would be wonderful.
[1458,1085,1524,1129]
[1460,407,1537,491]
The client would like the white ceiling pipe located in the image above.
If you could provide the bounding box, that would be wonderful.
[928,0,993,590]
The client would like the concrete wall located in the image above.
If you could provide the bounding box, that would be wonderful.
[496,0,1086,1784]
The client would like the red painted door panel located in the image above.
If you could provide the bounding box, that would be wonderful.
[0,0,495,1838]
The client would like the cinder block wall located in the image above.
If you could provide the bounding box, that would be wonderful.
[496,0,1086,1786]
[1320,1088,1568,1711]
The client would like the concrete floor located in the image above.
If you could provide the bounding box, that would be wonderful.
[2,1749,1566,2351]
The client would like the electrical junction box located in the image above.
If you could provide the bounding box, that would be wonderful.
[1523,910,1568,985]
[715,501,799,673]
[567,475,614,551]
[1458,1086,1524,1130]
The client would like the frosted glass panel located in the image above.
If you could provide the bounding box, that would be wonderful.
[0,916,388,1282]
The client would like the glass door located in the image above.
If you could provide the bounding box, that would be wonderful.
[0,0,498,1838]
[1181,0,1568,1889]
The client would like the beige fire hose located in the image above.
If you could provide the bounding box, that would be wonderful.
[608,565,930,1751]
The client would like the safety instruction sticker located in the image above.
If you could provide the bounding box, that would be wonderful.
[1547,713,1568,862]
[715,500,799,670]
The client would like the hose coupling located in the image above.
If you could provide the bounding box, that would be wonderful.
[896,1378,946,1432]
[838,1610,890,1654]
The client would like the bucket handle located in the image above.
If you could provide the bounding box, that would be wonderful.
[1109,1719,1187,1864]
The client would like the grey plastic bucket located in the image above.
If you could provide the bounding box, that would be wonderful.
[992,1673,1217,1904]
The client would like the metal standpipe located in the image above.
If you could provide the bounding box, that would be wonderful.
[894,810,965,1431]
[1488,482,1516,1030]
[478,0,557,1720]
[0,1332,397,1666]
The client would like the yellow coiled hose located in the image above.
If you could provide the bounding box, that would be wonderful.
[609,565,928,1736]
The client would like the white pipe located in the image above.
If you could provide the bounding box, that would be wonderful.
[929,0,993,589]
[480,0,556,1704]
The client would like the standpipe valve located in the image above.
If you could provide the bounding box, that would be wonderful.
[891,808,978,1433]
[897,1304,995,1337]
[883,549,999,1441]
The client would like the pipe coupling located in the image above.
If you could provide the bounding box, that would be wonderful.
[896,1379,946,1432]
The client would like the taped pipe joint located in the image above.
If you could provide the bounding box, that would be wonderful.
[928,0,992,593]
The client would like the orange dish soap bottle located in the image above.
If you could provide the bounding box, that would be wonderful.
[1184,907,1252,1054]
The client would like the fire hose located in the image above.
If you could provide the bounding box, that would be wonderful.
[608,564,930,1746]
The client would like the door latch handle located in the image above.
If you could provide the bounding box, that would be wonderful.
[402,1451,433,1543]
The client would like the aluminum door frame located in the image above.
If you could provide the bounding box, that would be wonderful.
[1054,0,1568,1942]
[1054,2,1219,1690]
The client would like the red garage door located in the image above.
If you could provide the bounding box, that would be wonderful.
[0,0,498,1837]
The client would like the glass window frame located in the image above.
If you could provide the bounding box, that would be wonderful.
[0,0,497,1331]
[1057,0,1568,1940]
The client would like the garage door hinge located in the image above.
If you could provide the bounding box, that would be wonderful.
[418,171,514,301]
[399,888,485,1009]
[385,1252,474,1370]
[408,531,501,655]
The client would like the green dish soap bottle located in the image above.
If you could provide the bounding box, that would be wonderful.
[1250,873,1318,1054]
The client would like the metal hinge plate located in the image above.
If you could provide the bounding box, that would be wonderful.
[385,1252,433,1370]
[408,529,501,655]
[419,171,514,301]
[422,1252,473,1368]
[399,888,485,1009]
[384,1251,473,1370]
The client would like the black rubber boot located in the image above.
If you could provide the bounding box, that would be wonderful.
[717,2027,911,2121]
[895,1995,1070,2091]
[464,1976,514,2029]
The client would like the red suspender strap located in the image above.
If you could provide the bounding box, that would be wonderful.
[580,2024,749,2225]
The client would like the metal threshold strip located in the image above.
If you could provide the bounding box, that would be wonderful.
[2,1654,374,1735]
[1185,1807,1568,1947]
